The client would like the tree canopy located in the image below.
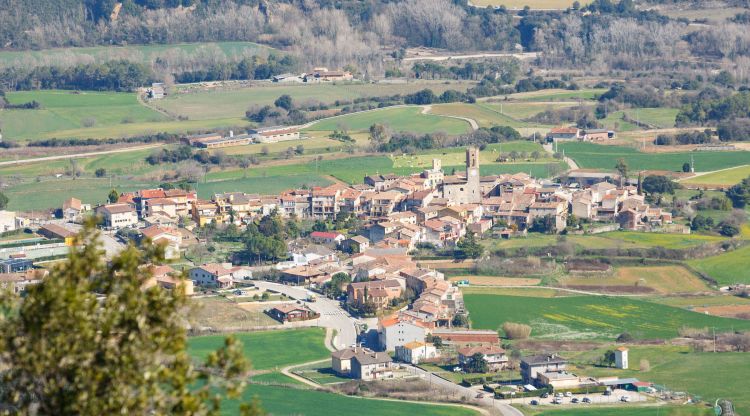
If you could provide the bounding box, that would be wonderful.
[0,222,261,415]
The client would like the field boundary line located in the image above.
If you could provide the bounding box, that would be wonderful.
[421,105,479,131]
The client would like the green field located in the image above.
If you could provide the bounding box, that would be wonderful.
[222,385,478,416]
[306,106,471,135]
[250,372,308,387]
[623,108,679,129]
[688,245,750,285]
[464,294,750,339]
[566,346,750,414]
[1,90,167,140]
[595,231,725,249]
[0,41,272,69]
[196,174,333,198]
[4,178,157,211]
[505,88,607,102]
[681,165,750,187]
[559,142,750,173]
[482,101,582,121]
[187,328,329,370]
[430,103,534,129]
[159,82,475,121]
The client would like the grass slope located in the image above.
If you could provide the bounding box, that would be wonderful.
[223,385,478,416]
[464,294,750,339]
[688,245,750,285]
[1,90,167,141]
[682,165,750,187]
[187,328,329,370]
[4,178,157,211]
[159,82,475,120]
[196,175,333,198]
[306,106,471,135]
[559,142,750,172]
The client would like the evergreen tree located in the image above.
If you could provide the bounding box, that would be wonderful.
[0,222,262,415]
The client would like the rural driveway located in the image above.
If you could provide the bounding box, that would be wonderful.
[543,143,579,170]
[251,281,358,349]
[422,105,479,131]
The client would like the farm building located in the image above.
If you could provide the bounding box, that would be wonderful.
[194,133,252,148]
[582,129,615,141]
[546,126,580,141]
[38,223,77,246]
[304,68,353,83]
[148,82,165,99]
[272,73,304,83]
[184,132,223,146]
[249,126,300,143]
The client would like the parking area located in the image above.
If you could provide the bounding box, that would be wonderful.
[496,389,648,407]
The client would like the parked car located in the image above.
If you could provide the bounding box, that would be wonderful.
[554,392,563,398]
[564,392,573,397]
[604,389,612,396]
[453,366,462,373]
[582,397,592,403]
[553,398,563,404]
[620,395,631,402]
[530,400,539,406]
[571,397,579,404]
[540,393,549,398]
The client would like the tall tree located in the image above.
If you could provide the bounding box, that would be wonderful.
[0,222,262,415]
[0,191,8,210]
[615,158,628,187]
[108,188,119,203]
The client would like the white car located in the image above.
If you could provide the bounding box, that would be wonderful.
[620,395,631,402]
[564,391,573,397]
[453,366,462,372]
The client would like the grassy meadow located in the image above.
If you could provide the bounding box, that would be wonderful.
[681,165,750,187]
[464,293,750,339]
[158,81,476,120]
[3,178,156,211]
[306,106,471,135]
[222,384,479,416]
[1,90,167,140]
[559,142,750,173]
[688,245,750,285]
[187,328,329,370]
[561,265,710,295]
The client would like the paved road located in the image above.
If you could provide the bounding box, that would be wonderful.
[251,281,358,349]
[405,366,524,416]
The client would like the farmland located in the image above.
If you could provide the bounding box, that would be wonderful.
[594,231,725,249]
[220,384,479,416]
[0,90,167,141]
[187,328,329,370]
[0,41,272,69]
[429,102,534,129]
[558,142,750,173]
[464,293,750,339]
[688,245,750,285]
[681,165,750,187]
[3,178,157,211]
[305,106,472,135]
[157,81,476,121]
[503,88,607,101]
[561,266,711,295]
[565,345,750,414]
